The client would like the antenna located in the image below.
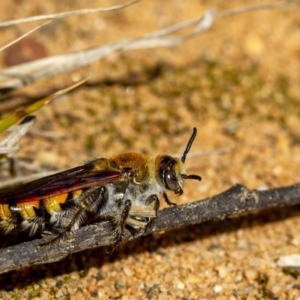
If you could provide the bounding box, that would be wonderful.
[181,127,197,163]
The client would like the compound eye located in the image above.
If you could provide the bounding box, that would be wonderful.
[164,170,180,191]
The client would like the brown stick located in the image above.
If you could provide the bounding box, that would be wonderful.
[0,183,299,274]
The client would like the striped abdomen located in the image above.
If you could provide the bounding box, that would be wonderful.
[0,190,82,235]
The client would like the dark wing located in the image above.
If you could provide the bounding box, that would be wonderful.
[0,160,124,203]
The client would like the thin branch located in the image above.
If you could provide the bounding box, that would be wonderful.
[218,0,300,18]
[0,11,214,91]
[0,1,140,27]
[0,183,299,274]
[0,147,19,154]
[1,0,299,91]
[0,21,51,52]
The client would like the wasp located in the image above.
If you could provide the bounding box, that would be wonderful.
[0,128,201,249]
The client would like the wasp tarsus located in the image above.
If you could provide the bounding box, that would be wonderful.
[163,192,177,206]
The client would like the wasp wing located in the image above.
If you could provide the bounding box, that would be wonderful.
[0,160,124,203]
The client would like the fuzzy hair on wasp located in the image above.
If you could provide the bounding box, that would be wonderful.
[0,128,201,251]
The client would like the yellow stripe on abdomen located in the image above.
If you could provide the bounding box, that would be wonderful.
[16,199,40,219]
[0,203,12,219]
[43,193,68,215]
[72,190,83,198]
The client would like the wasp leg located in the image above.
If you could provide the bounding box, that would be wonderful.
[37,207,84,248]
[144,195,160,233]
[145,194,160,209]
[124,194,159,236]
[83,186,109,214]
[22,216,46,237]
[38,187,107,248]
[107,199,132,254]
[163,192,176,206]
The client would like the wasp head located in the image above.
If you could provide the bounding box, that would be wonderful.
[155,128,201,195]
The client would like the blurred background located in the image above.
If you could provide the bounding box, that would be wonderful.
[0,1,299,298]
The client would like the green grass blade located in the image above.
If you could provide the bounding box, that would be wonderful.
[0,79,87,134]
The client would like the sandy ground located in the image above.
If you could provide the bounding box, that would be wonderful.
[0,0,300,299]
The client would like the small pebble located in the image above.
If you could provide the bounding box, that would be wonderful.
[123,266,133,276]
[55,290,63,298]
[244,269,257,281]
[176,281,185,290]
[213,285,223,293]
[249,258,262,267]
[158,293,170,300]
[217,266,227,278]
[277,254,300,267]
[271,285,282,294]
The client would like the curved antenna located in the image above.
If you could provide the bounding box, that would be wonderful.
[181,127,197,163]
[181,174,202,181]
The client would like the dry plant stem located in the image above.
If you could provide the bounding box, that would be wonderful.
[0,21,51,52]
[1,1,299,91]
[0,1,140,27]
[0,183,299,274]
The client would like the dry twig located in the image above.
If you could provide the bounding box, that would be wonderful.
[0,183,299,274]
[0,1,299,91]
[0,22,51,53]
[0,1,140,27]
